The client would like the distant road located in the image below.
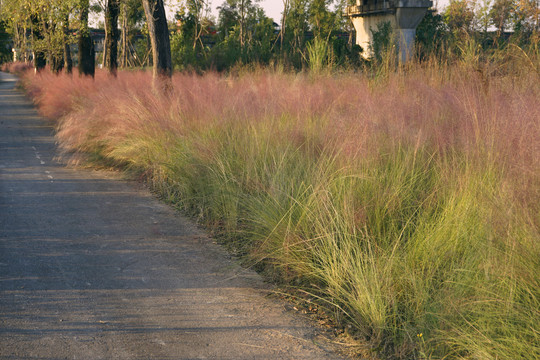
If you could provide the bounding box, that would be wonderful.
[0,72,344,359]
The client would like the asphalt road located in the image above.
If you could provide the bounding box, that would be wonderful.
[0,72,345,360]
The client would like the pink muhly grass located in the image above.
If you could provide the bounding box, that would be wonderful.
[1,61,33,74]
[24,67,539,217]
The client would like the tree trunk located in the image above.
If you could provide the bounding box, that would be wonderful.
[31,16,46,72]
[78,0,95,77]
[44,20,52,67]
[281,0,289,51]
[348,22,355,51]
[142,0,172,82]
[22,25,28,62]
[240,0,245,48]
[46,21,64,74]
[13,23,21,61]
[105,0,120,76]
[63,14,73,74]
[120,1,128,68]
[103,23,108,68]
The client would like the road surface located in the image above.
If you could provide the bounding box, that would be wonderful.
[0,71,345,360]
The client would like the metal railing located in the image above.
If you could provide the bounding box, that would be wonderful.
[344,1,396,16]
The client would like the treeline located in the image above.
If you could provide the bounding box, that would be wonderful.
[170,0,358,71]
[170,0,539,71]
[0,0,539,73]
[0,0,172,79]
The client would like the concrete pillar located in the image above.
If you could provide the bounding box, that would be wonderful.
[397,29,416,62]
[347,0,431,62]
[395,5,429,61]
[351,14,396,58]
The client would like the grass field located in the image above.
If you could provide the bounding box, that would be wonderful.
[14,52,540,359]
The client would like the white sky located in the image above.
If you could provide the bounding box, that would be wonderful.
[249,0,284,22]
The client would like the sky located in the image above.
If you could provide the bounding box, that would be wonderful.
[247,0,284,22]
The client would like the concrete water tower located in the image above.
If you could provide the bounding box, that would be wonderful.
[345,0,432,62]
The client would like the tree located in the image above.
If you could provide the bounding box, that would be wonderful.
[142,0,172,82]
[416,9,447,58]
[63,12,73,74]
[216,1,238,39]
[514,0,539,32]
[244,7,274,63]
[44,1,75,74]
[213,0,273,68]
[217,0,261,50]
[444,0,475,33]
[0,20,11,63]
[475,0,493,33]
[283,0,309,65]
[31,13,47,72]
[119,0,146,68]
[43,0,77,74]
[490,0,515,34]
[78,0,95,77]
[171,1,214,70]
[307,0,335,40]
[105,0,120,75]
[279,0,290,50]
[187,0,210,50]
[232,0,250,47]
[0,0,79,72]
[0,0,33,62]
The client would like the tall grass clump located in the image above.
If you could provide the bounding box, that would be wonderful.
[21,54,540,359]
[306,37,333,74]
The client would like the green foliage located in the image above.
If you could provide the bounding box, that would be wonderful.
[125,0,146,29]
[133,36,151,67]
[282,0,309,67]
[0,0,82,71]
[209,1,275,70]
[248,14,275,63]
[170,30,198,70]
[306,36,331,73]
[308,0,336,39]
[444,0,475,33]
[490,0,515,33]
[370,21,394,63]
[416,10,448,59]
[332,35,363,67]
[0,20,11,64]
[170,2,211,71]
[209,29,242,70]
